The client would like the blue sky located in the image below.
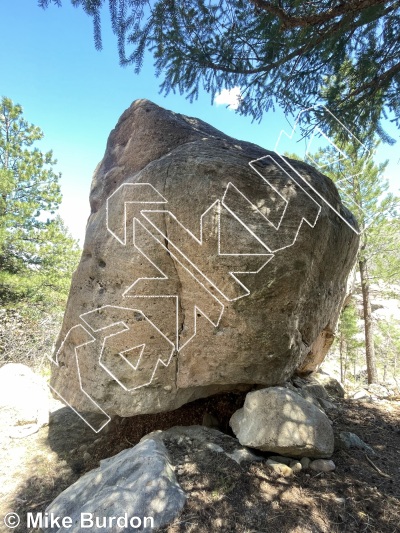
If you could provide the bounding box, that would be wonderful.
[1,2,399,244]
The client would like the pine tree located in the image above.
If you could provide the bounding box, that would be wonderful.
[0,96,80,307]
[375,318,400,384]
[307,137,400,384]
[369,217,400,286]
[38,0,400,140]
[337,300,362,385]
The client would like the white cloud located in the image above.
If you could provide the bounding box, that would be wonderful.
[214,87,242,110]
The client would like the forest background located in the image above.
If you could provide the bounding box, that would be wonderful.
[1,0,399,389]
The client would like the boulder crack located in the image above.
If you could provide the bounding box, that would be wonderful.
[163,163,185,389]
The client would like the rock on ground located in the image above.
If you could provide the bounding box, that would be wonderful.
[266,459,294,477]
[336,431,376,455]
[43,437,186,533]
[142,424,265,466]
[43,425,265,533]
[288,374,339,411]
[50,99,358,418]
[309,459,336,472]
[0,363,49,438]
[311,371,345,398]
[230,387,334,458]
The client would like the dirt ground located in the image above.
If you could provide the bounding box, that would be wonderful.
[1,392,399,533]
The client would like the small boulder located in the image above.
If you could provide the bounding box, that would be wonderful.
[300,383,330,401]
[287,377,337,412]
[0,363,49,438]
[266,460,293,477]
[312,372,345,398]
[309,459,336,473]
[353,390,368,400]
[230,387,334,458]
[289,460,303,473]
[318,398,337,411]
[336,431,376,456]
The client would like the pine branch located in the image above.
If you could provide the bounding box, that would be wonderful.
[347,61,400,99]
[193,5,395,77]
[248,0,389,29]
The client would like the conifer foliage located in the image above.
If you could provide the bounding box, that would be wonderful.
[39,0,400,139]
[308,137,400,383]
[0,97,79,307]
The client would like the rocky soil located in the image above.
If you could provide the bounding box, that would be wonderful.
[1,391,399,533]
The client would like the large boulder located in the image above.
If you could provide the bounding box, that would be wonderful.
[229,387,334,458]
[50,100,358,419]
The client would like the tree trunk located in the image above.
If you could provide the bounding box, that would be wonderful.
[340,335,344,383]
[340,334,347,384]
[359,258,378,384]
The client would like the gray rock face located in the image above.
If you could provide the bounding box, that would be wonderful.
[0,363,49,438]
[50,99,358,419]
[43,438,186,532]
[229,387,334,458]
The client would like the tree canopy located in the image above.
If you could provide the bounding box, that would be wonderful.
[0,96,80,306]
[307,135,400,383]
[39,0,400,141]
[337,298,363,384]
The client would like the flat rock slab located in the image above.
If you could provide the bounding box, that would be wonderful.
[43,438,186,532]
[230,387,334,458]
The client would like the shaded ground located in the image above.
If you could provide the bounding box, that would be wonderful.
[1,393,399,533]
